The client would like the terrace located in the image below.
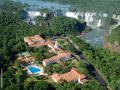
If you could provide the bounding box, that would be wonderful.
[17,52,36,63]
[16,52,45,75]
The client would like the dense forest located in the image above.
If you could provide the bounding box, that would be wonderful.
[0,0,86,69]
[106,26,120,44]
[0,1,102,90]
[0,1,43,70]
[71,37,120,90]
[35,16,86,36]
[42,0,120,14]
[1,0,120,90]
[104,26,120,53]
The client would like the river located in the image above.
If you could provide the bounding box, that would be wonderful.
[13,0,70,11]
[80,24,105,47]
[12,0,109,89]
[13,0,106,47]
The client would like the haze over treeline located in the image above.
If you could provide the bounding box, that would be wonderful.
[42,0,120,13]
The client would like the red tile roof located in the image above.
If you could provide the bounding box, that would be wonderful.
[24,35,57,48]
[43,52,71,64]
[50,67,87,84]
[24,35,71,66]
[28,42,48,47]
[24,35,45,47]
[24,35,65,52]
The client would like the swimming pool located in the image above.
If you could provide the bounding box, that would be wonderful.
[28,66,41,74]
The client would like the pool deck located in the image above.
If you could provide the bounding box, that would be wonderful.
[27,65,47,76]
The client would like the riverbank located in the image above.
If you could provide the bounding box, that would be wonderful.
[13,0,119,47]
[69,36,120,90]
[80,24,105,47]
[66,37,108,90]
[103,21,120,53]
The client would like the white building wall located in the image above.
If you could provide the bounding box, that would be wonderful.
[78,78,84,84]
[42,61,47,66]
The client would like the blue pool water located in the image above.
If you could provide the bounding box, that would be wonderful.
[28,66,41,74]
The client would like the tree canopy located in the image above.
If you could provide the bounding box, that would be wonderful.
[71,37,120,90]
[106,25,120,44]
[50,16,86,35]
